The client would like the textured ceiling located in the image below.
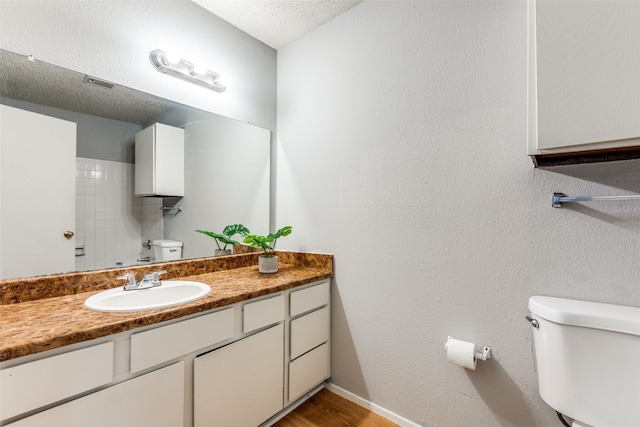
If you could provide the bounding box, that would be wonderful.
[0,49,177,124]
[192,0,363,49]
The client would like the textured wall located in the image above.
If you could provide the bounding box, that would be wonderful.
[0,0,276,130]
[276,1,640,426]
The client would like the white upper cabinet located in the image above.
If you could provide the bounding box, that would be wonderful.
[528,1,640,165]
[135,123,184,196]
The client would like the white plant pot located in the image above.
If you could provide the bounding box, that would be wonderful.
[214,249,232,256]
[258,255,278,274]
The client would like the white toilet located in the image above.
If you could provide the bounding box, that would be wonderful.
[152,239,183,262]
[528,296,640,427]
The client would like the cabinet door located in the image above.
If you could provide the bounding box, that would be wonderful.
[289,343,330,402]
[1,342,113,421]
[134,123,184,197]
[130,307,234,373]
[290,281,329,317]
[290,306,330,360]
[532,1,640,152]
[0,104,76,279]
[194,324,284,427]
[243,293,285,333]
[7,362,184,427]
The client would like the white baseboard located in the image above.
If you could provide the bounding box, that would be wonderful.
[325,382,422,427]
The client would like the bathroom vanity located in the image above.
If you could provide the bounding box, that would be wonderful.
[0,252,332,427]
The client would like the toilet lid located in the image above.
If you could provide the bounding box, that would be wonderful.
[152,239,183,247]
[529,296,640,337]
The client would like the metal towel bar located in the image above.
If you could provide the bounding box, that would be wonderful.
[552,192,640,208]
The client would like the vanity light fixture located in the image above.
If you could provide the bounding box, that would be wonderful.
[149,49,226,93]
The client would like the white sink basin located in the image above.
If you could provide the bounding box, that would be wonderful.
[84,281,211,312]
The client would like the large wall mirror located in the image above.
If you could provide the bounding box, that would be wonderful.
[0,49,271,280]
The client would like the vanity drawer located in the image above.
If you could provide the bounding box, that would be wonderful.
[290,306,330,360]
[131,308,234,373]
[243,293,285,333]
[288,342,330,402]
[0,342,114,421]
[290,281,329,317]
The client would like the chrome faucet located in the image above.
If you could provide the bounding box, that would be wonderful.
[117,270,167,291]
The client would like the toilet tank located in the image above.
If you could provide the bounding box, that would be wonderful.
[529,296,640,427]
[152,239,183,262]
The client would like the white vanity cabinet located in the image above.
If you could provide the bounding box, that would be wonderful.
[528,1,640,165]
[194,324,284,427]
[130,308,235,373]
[7,362,185,427]
[0,342,114,421]
[195,294,285,427]
[1,280,331,427]
[135,122,184,197]
[287,281,331,403]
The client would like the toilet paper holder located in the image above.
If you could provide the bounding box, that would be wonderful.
[445,336,492,361]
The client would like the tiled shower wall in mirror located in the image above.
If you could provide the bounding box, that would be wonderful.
[75,158,162,271]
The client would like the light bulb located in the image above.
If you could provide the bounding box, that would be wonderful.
[164,51,181,64]
[192,63,208,75]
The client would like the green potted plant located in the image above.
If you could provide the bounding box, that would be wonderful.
[195,224,250,256]
[242,225,292,273]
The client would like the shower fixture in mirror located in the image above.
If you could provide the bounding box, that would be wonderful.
[0,49,271,281]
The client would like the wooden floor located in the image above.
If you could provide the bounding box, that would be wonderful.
[273,389,400,427]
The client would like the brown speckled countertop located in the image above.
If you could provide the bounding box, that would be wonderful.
[0,252,332,362]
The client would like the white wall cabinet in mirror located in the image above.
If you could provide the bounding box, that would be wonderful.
[0,49,271,280]
[135,123,185,197]
[528,1,640,165]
